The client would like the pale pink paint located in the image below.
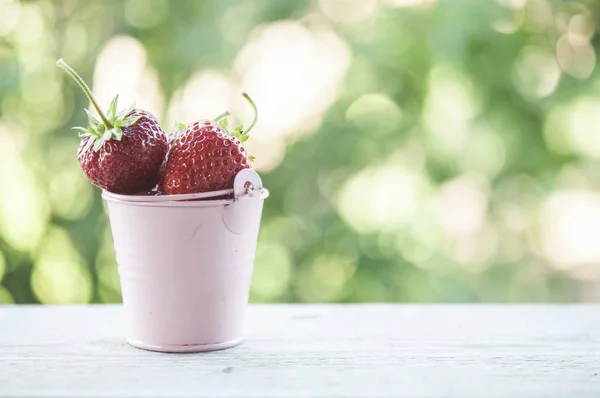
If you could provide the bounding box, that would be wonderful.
[102,170,268,353]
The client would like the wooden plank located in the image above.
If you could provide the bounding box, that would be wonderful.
[0,305,599,398]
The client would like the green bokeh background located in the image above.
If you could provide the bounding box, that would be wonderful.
[1,0,599,304]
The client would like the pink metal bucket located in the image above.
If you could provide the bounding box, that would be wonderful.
[102,169,268,353]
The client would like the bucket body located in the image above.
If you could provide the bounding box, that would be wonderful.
[103,170,267,352]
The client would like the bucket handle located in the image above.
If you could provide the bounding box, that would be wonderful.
[222,169,267,235]
[233,169,265,201]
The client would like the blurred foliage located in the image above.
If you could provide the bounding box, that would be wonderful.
[1,0,600,304]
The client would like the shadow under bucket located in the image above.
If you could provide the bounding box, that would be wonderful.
[102,169,268,353]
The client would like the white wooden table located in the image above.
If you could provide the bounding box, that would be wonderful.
[1,305,599,397]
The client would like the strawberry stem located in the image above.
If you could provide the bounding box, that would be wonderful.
[214,111,230,122]
[56,58,114,129]
[241,93,257,135]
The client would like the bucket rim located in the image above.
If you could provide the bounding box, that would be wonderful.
[101,169,268,207]
[102,188,269,208]
[102,187,234,203]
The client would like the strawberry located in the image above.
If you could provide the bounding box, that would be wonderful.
[168,121,187,144]
[57,59,167,194]
[159,94,257,195]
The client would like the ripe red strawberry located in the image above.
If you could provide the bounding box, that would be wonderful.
[159,94,257,195]
[168,121,187,144]
[57,59,167,194]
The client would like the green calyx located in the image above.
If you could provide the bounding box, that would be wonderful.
[56,58,140,152]
[217,92,258,144]
[173,120,187,131]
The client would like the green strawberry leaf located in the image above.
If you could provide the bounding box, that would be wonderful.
[174,121,187,131]
[93,137,104,151]
[249,155,256,162]
[72,126,92,136]
[107,95,119,121]
[219,118,228,129]
[82,137,95,153]
[121,115,141,127]
[116,102,135,119]
[85,109,100,127]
